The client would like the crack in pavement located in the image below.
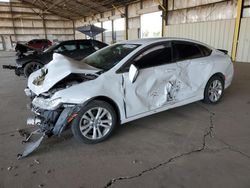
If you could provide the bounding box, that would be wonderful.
[104,103,250,188]
[216,137,250,159]
[198,103,250,159]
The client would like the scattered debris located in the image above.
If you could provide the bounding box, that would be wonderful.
[132,160,142,164]
[18,129,30,139]
[13,165,18,169]
[7,166,13,171]
[14,173,18,177]
[45,169,51,174]
[28,163,34,168]
[38,184,44,187]
[34,159,40,165]
[132,160,137,164]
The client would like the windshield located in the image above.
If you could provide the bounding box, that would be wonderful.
[81,43,140,70]
[43,42,59,52]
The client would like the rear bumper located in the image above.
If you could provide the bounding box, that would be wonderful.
[224,62,234,89]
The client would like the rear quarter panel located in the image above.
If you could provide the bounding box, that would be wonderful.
[208,51,234,89]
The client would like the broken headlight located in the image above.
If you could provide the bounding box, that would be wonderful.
[32,97,62,110]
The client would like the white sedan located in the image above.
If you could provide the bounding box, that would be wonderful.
[26,38,234,145]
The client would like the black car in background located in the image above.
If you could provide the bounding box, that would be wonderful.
[15,39,108,77]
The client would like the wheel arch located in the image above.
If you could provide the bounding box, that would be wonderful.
[209,72,225,85]
[23,59,43,67]
[203,72,225,101]
[87,96,121,124]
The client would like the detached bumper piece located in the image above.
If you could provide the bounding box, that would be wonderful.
[17,129,45,159]
[2,64,24,76]
[18,105,82,159]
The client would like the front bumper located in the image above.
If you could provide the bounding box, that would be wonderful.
[28,104,82,136]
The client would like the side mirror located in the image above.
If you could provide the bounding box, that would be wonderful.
[129,64,139,83]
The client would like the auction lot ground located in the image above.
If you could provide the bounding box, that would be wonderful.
[0,51,250,188]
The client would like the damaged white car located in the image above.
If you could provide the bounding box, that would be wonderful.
[20,38,234,158]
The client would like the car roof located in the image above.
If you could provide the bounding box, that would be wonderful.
[60,39,104,43]
[121,37,212,48]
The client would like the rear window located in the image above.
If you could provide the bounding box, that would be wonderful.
[198,44,212,56]
[173,42,204,61]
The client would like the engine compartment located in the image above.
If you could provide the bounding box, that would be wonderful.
[39,73,98,98]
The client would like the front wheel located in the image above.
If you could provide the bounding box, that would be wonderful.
[23,62,42,77]
[71,100,117,144]
[203,75,224,104]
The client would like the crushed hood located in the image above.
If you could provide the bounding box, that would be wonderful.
[28,53,100,95]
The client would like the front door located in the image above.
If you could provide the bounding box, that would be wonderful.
[122,42,180,118]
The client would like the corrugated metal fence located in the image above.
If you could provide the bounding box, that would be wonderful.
[165,18,250,63]
[165,19,235,57]
[236,18,250,62]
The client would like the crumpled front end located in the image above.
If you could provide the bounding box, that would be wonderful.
[18,89,83,159]
[18,53,101,159]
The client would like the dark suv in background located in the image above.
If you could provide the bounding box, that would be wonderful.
[15,39,108,77]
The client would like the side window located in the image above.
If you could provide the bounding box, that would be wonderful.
[28,40,34,45]
[79,41,94,50]
[133,43,172,69]
[36,40,41,44]
[92,40,108,50]
[56,43,77,52]
[42,40,47,44]
[198,44,212,56]
[173,42,203,61]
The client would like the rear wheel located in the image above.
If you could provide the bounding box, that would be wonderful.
[203,75,224,104]
[71,100,117,144]
[23,62,42,77]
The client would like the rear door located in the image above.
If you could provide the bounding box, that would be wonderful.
[122,42,181,117]
[172,41,213,98]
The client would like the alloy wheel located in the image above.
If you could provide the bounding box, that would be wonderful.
[79,107,112,140]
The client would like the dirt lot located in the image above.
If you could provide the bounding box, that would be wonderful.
[0,51,250,188]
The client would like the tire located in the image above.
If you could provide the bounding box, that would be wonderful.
[23,61,42,78]
[71,100,117,144]
[203,75,224,104]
